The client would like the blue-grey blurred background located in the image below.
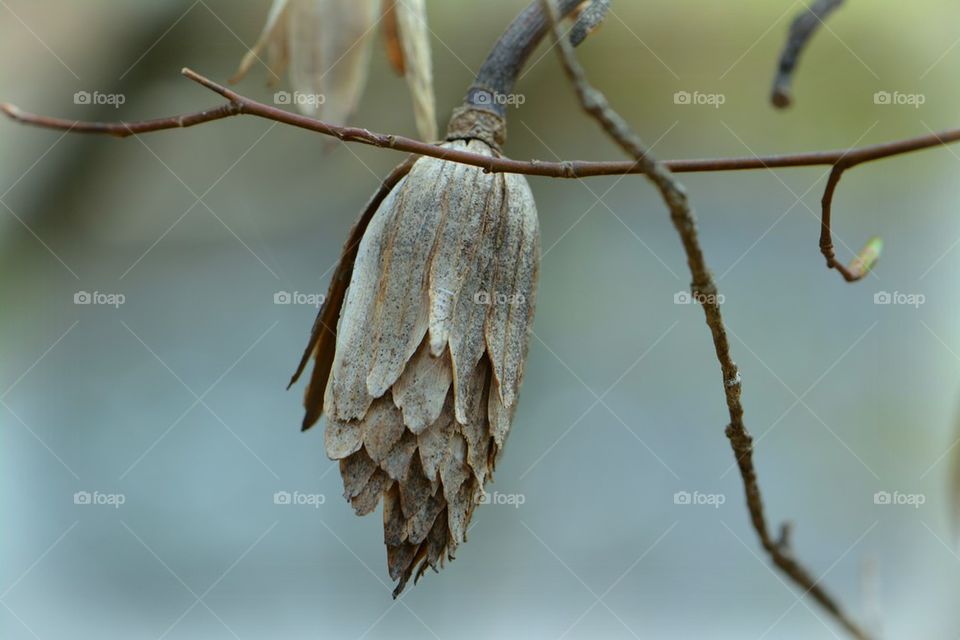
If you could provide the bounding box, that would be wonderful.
[2,1,959,638]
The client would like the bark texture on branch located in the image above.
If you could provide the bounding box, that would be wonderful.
[539,1,870,638]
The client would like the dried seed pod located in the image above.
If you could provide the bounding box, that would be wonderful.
[292,108,539,595]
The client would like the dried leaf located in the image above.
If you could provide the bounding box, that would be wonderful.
[292,136,540,596]
[381,428,419,482]
[394,0,438,140]
[290,159,414,431]
[361,393,406,462]
[449,184,504,423]
[365,156,456,398]
[393,340,453,434]
[324,416,363,460]
[288,0,379,120]
[427,141,499,356]
[438,432,470,502]
[405,487,445,544]
[233,0,379,121]
[485,173,539,409]
[417,392,456,480]
[399,455,434,519]
[382,0,405,75]
[231,0,291,83]
[383,483,407,546]
[340,448,377,499]
[351,468,390,516]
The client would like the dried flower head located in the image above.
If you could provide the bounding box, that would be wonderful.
[291,110,538,595]
[233,0,437,140]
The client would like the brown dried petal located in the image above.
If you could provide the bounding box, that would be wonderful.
[387,541,419,583]
[394,0,438,141]
[351,468,390,516]
[325,417,363,460]
[381,428,418,482]
[446,481,475,553]
[449,156,506,415]
[438,432,470,503]
[383,483,407,546]
[331,178,407,421]
[287,0,379,121]
[425,508,448,570]
[360,393,405,462]
[366,155,456,398]
[340,448,378,499]
[417,393,456,482]
[488,376,513,452]
[292,158,415,431]
[485,172,539,409]
[399,456,434,520]
[427,141,498,356]
[456,357,492,482]
[393,340,453,434]
[405,488,445,545]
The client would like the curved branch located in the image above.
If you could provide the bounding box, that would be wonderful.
[771,0,845,108]
[569,0,612,47]
[819,164,882,282]
[466,0,586,116]
[540,0,870,638]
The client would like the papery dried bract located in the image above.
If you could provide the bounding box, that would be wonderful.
[390,0,438,140]
[234,0,379,122]
[235,0,437,139]
[293,139,539,594]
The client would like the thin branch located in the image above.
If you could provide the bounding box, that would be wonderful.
[570,0,612,47]
[6,68,960,284]
[772,0,845,108]
[4,68,960,178]
[819,164,881,282]
[466,0,588,117]
[539,0,870,638]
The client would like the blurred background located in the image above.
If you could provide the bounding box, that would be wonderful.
[1,1,959,638]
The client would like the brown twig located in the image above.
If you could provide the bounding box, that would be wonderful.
[4,68,960,178]
[6,68,960,284]
[771,0,846,108]
[819,164,882,282]
[539,0,870,638]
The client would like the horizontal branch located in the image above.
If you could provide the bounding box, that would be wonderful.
[4,68,960,179]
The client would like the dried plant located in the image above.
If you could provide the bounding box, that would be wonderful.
[290,131,538,594]
[8,0,960,636]
[232,0,437,139]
